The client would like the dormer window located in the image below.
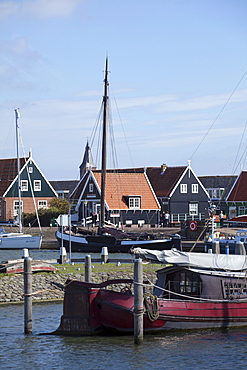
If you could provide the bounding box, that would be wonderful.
[129,196,140,209]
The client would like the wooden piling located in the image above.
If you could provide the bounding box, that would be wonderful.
[24,256,32,334]
[134,258,143,344]
[85,255,92,282]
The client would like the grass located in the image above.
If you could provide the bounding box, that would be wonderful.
[54,261,161,275]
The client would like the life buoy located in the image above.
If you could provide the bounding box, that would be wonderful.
[189,220,198,231]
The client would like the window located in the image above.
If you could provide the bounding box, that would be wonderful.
[191,184,198,193]
[34,180,41,191]
[21,180,28,191]
[222,280,247,299]
[13,200,23,217]
[189,203,198,216]
[28,167,33,173]
[239,206,246,216]
[206,188,224,200]
[129,197,140,209]
[89,183,93,192]
[164,270,202,299]
[180,184,187,193]
[229,206,236,219]
[38,200,47,209]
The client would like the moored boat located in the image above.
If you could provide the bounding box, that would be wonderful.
[54,248,247,335]
[55,225,181,253]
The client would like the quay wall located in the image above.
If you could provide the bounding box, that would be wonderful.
[0,270,156,304]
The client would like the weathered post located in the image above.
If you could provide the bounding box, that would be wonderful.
[134,258,143,344]
[24,254,32,334]
[85,255,92,282]
[212,240,220,254]
[235,241,246,255]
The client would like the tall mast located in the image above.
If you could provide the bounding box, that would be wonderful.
[15,108,22,233]
[100,57,109,227]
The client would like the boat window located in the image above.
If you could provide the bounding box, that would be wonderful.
[222,280,247,299]
[163,270,202,299]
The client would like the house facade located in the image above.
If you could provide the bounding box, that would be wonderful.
[146,164,210,224]
[0,155,57,222]
[226,171,247,219]
[199,175,237,216]
[70,169,161,227]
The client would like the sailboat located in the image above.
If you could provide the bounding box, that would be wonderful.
[56,59,180,253]
[0,109,42,250]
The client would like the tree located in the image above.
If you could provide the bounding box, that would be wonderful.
[49,198,70,214]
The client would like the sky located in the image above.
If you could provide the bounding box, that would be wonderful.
[1,0,247,181]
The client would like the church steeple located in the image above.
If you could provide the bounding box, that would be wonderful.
[79,141,96,178]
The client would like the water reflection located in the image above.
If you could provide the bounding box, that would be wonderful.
[1,303,247,370]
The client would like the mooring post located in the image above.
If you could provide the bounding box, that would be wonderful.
[85,255,92,282]
[101,246,108,263]
[59,246,67,264]
[134,258,144,344]
[24,254,32,334]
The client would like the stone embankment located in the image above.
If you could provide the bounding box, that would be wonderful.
[0,270,156,304]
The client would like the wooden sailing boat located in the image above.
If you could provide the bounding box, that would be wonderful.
[55,248,247,335]
[0,109,42,250]
[56,59,180,252]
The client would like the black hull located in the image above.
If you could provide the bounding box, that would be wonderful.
[56,233,177,253]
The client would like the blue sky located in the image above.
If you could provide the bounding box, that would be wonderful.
[1,0,247,180]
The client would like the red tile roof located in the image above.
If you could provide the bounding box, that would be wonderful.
[227,171,247,201]
[0,158,26,196]
[93,171,159,210]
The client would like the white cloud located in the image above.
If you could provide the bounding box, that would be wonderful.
[0,0,84,20]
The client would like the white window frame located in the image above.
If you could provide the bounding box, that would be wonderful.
[38,200,47,209]
[191,184,198,193]
[129,197,140,209]
[21,180,28,191]
[34,180,41,191]
[180,184,187,193]
[238,206,246,216]
[28,167,33,173]
[89,183,93,192]
[189,203,198,216]
[13,200,23,217]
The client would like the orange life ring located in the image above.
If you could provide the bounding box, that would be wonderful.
[189,220,198,231]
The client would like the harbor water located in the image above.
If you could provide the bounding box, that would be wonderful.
[1,249,247,369]
[1,301,247,370]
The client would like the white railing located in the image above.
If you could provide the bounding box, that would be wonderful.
[170,213,205,223]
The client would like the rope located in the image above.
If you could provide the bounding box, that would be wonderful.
[144,293,159,321]
[24,288,64,297]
